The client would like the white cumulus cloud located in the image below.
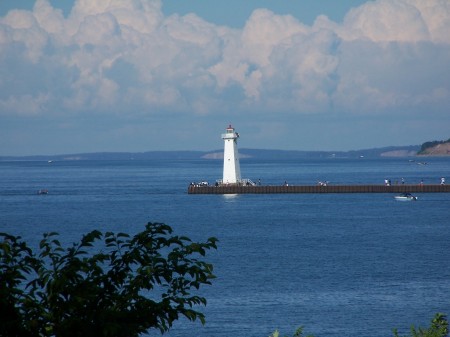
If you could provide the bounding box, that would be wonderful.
[0,0,449,154]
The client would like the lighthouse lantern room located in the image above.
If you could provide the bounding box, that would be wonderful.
[221,125,241,185]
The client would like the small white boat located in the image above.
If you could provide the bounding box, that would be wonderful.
[394,193,417,201]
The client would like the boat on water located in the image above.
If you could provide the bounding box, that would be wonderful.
[394,193,417,201]
[37,189,48,195]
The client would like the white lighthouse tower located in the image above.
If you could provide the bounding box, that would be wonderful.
[221,124,241,185]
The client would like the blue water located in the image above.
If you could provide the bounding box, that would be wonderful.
[1,157,449,337]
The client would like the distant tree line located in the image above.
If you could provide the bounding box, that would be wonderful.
[419,138,450,154]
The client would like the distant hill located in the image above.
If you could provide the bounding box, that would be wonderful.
[0,151,206,162]
[203,146,420,159]
[0,145,422,161]
[417,139,450,156]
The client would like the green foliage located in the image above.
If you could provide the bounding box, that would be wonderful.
[393,313,448,337]
[419,139,450,153]
[269,314,448,337]
[269,326,314,337]
[0,222,218,337]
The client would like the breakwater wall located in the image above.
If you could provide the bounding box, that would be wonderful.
[188,184,450,194]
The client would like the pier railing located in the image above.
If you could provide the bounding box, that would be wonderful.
[188,184,450,194]
[214,179,256,186]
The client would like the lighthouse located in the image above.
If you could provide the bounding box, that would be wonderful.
[221,125,241,185]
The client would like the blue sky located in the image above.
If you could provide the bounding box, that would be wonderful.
[0,1,370,27]
[1,0,449,156]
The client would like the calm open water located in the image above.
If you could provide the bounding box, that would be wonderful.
[1,157,449,337]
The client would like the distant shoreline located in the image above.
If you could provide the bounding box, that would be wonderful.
[4,145,448,162]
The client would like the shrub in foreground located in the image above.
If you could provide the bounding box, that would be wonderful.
[271,313,448,337]
[0,222,218,337]
[393,313,448,337]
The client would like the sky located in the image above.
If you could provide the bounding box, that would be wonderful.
[0,0,449,156]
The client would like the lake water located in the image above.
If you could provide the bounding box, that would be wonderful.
[1,157,449,337]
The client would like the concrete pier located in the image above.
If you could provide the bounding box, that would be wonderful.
[188,184,450,194]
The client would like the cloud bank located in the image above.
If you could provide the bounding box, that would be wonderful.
[1,0,449,153]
